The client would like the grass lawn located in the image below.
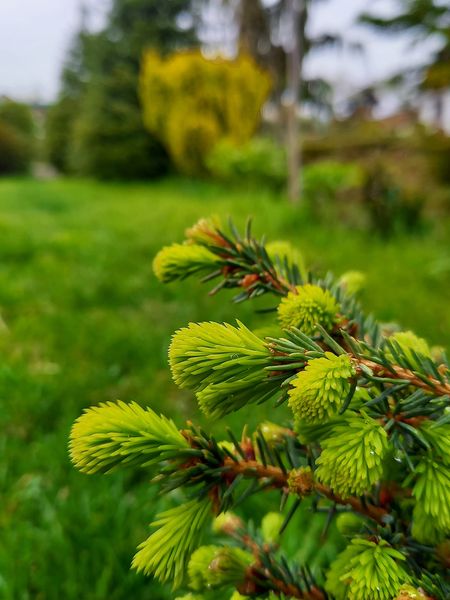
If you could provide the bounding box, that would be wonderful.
[0,176,448,599]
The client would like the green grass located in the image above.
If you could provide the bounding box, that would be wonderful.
[0,176,448,599]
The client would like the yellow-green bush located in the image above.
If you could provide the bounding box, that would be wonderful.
[139,50,271,175]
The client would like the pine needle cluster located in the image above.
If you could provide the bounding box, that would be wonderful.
[288,352,356,423]
[316,413,389,496]
[70,400,189,473]
[153,242,219,283]
[335,539,410,600]
[132,498,212,588]
[169,320,280,417]
[69,217,450,599]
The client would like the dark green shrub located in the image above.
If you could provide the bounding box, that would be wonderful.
[0,99,34,138]
[0,99,34,174]
[0,121,31,175]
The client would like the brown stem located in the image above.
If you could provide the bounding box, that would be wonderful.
[263,269,296,295]
[223,458,288,486]
[314,482,387,524]
[223,457,388,525]
[358,358,450,397]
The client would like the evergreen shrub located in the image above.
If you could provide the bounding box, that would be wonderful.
[70,217,450,599]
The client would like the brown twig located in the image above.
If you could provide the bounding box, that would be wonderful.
[262,268,296,295]
[358,358,450,397]
[314,482,387,524]
[223,457,388,525]
[223,458,288,487]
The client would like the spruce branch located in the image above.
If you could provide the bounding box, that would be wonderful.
[70,217,450,596]
[153,217,380,343]
[155,220,449,404]
[154,216,449,403]
[171,418,390,525]
[221,455,388,526]
[342,331,450,398]
[167,300,448,424]
[357,357,450,397]
[158,216,300,301]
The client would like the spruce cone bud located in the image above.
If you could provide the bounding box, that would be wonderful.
[287,466,314,496]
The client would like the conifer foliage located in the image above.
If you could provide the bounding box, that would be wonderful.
[70,217,450,599]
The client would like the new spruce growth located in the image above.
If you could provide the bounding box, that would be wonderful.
[278,284,340,334]
[70,217,450,599]
[288,352,356,423]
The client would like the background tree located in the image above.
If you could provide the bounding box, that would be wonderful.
[47,0,198,179]
[230,0,346,203]
[237,0,285,97]
[45,27,91,173]
[359,0,450,128]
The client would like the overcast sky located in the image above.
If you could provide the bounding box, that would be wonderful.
[0,0,439,105]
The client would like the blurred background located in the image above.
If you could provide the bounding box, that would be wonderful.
[0,1,449,598]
